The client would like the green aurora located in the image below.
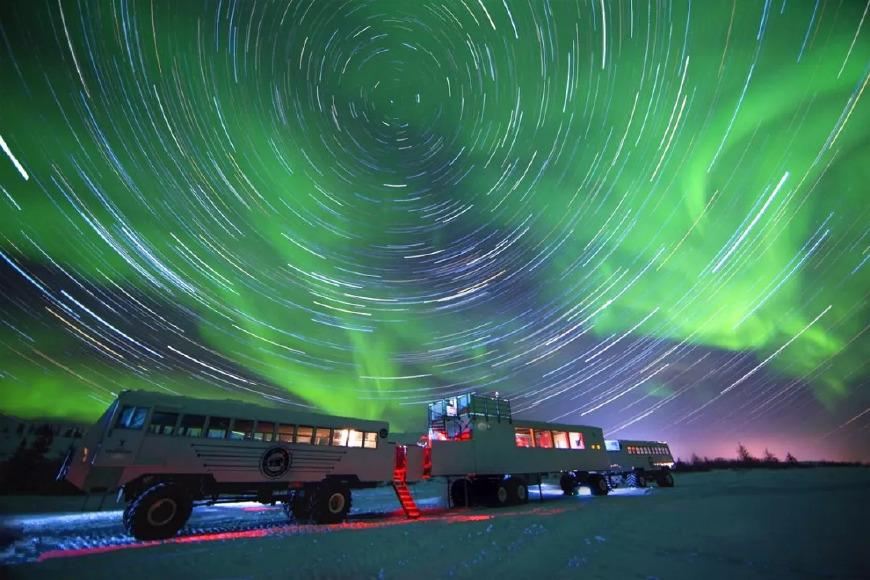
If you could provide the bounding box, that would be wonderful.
[0,1,867,457]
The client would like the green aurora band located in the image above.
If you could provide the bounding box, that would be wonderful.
[0,1,867,456]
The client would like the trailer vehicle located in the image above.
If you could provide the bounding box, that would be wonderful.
[61,390,675,541]
[60,390,425,540]
[426,393,615,504]
[604,439,676,488]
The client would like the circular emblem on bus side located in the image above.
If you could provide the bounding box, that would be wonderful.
[261,447,291,478]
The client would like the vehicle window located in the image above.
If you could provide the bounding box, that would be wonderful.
[178,414,205,437]
[295,426,313,444]
[148,411,178,435]
[255,421,276,442]
[230,419,254,440]
[569,432,585,450]
[347,429,363,448]
[535,430,554,449]
[206,416,230,439]
[277,423,294,443]
[314,427,332,446]
[363,432,378,449]
[552,431,570,449]
[116,406,149,430]
[332,428,349,447]
[514,427,534,448]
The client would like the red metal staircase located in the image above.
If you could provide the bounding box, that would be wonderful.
[393,446,420,519]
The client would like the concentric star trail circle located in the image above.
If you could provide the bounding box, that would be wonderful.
[0,1,867,460]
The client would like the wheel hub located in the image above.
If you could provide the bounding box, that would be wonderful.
[146,498,177,527]
[328,492,346,514]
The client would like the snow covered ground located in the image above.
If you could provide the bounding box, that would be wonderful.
[1,467,867,579]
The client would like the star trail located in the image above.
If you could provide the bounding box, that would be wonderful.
[0,1,867,461]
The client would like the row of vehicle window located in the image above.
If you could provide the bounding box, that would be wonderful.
[514,427,586,450]
[115,405,379,448]
[626,444,669,456]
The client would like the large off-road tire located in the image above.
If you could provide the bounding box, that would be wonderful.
[511,478,529,504]
[493,480,512,507]
[311,481,352,524]
[657,471,675,487]
[560,473,577,496]
[125,483,193,541]
[450,478,474,507]
[284,489,312,522]
[589,474,609,496]
[123,502,134,530]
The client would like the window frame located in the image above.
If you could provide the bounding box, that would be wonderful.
[254,420,276,442]
[276,423,295,443]
[569,431,585,450]
[314,427,332,446]
[295,425,314,445]
[514,427,535,448]
[147,410,179,436]
[205,416,230,439]
[229,418,255,440]
[347,429,363,448]
[177,414,206,437]
[552,430,570,449]
[534,429,554,449]
[332,428,349,447]
[115,405,150,431]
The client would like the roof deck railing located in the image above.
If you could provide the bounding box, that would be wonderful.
[427,393,512,428]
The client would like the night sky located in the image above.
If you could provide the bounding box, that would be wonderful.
[0,1,867,462]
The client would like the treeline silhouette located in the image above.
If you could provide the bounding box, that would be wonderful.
[673,443,865,472]
[0,425,80,495]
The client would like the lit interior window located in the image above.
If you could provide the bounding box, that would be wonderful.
[314,427,332,446]
[296,425,314,444]
[569,432,585,450]
[514,427,534,448]
[276,423,294,443]
[254,421,275,442]
[535,430,554,449]
[332,428,349,446]
[347,429,364,448]
[552,431,570,449]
